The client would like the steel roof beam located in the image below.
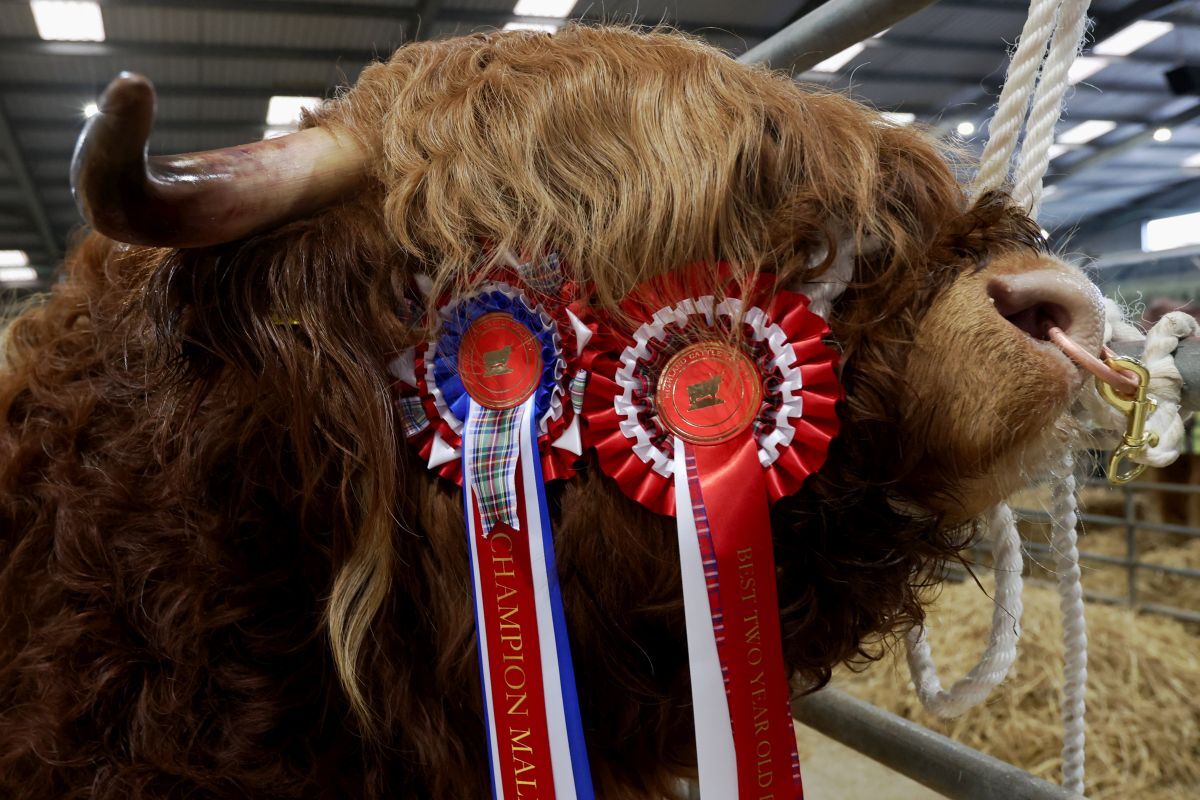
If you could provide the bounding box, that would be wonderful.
[1067,175,1200,237]
[943,0,1191,122]
[1,32,1175,72]
[0,102,60,261]
[3,82,339,100]
[413,0,443,40]
[813,71,1176,97]
[0,0,777,41]
[0,37,384,63]
[1047,101,1200,187]
[20,119,266,136]
[5,72,1181,107]
[875,33,1180,66]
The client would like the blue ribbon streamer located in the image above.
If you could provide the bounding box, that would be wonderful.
[439,286,593,799]
[527,403,595,798]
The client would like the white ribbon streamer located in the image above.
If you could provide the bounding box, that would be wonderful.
[462,407,507,795]
[672,436,738,799]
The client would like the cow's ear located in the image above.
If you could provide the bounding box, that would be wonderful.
[785,229,885,321]
[787,236,854,321]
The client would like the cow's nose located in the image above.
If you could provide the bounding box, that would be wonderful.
[987,268,1105,356]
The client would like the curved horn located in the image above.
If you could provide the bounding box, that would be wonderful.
[71,72,368,248]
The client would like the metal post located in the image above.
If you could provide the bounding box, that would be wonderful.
[791,689,1082,800]
[737,0,941,73]
[1125,484,1139,610]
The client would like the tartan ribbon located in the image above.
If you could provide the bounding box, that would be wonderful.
[467,404,524,533]
[397,394,430,439]
[568,369,588,415]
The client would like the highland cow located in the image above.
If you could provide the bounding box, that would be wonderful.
[0,26,1103,800]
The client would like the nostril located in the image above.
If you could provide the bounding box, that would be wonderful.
[997,300,1072,341]
[987,277,1074,341]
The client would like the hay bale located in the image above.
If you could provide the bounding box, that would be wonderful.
[834,583,1200,799]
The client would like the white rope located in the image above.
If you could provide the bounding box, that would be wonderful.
[904,503,1024,717]
[1050,456,1087,795]
[1132,312,1200,467]
[951,3,1099,792]
[972,0,1062,198]
[1011,0,1093,213]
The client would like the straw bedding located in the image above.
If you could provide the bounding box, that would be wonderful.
[833,581,1200,799]
[1056,533,1200,614]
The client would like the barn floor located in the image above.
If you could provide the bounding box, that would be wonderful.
[795,723,944,799]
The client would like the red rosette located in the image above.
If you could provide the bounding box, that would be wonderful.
[578,310,676,516]
[413,340,465,484]
[577,265,841,515]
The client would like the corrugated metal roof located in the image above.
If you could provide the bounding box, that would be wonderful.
[588,0,808,29]
[888,4,1029,43]
[0,0,1198,281]
[445,0,532,12]
[0,3,39,39]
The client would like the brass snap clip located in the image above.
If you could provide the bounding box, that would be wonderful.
[1097,356,1157,485]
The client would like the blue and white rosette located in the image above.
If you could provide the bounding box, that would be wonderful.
[392,282,593,800]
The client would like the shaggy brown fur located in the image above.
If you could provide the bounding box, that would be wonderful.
[0,26,1066,799]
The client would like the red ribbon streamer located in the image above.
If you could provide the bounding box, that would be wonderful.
[472,459,557,799]
[689,433,803,799]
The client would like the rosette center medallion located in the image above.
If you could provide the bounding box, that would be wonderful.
[656,342,762,444]
[458,312,544,409]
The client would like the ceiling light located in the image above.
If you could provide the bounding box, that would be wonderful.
[1048,144,1073,160]
[1143,210,1200,252]
[881,111,916,125]
[512,0,574,17]
[1068,56,1110,85]
[1040,228,1051,238]
[0,266,38,283]
[1057,119,1116,145]
[0,250,30,268]
[811,43,866,73]
[83,101,98,118]
[1093,20,1174,56]
[1184,152,1200,168]
[504,22,559,32]
[1153,127,1173,142]
[1043,185,1060,198]
[956,120,976,137]
[265,95,321,127]
[30,1,105,42]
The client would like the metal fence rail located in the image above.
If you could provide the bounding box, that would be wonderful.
[683,687,1081,800]
[1006,474,1200,626]
[791,689,1080,800]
